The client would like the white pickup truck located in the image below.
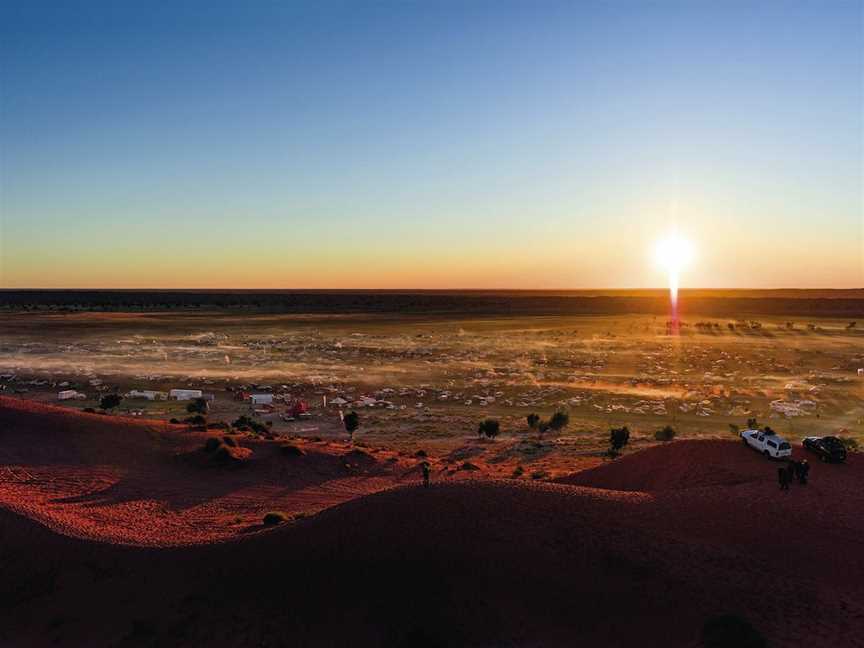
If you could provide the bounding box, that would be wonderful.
[740,428,792,459]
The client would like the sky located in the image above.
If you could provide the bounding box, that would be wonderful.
[1,0,862,289]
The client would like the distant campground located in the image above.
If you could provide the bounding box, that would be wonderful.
[1,289,863,317]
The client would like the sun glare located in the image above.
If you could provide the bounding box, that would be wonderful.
[655,232,694,321]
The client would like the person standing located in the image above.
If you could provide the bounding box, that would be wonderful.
[778,466,789,491]
[421,461,431,488]
[799,459,809,485]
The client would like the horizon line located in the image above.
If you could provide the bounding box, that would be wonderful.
[1,287,862,293]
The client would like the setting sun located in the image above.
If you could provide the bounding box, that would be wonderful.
[655,232,695,317]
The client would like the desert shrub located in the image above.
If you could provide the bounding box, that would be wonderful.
[838,437,859,453]
[343,411,360,440]
[654,425,676,442]
[728,423,740,436]
[280,443,305,457]
[83,407,96,413]
[526,413,540,429]
[99,393,122,411]
[262,511,288,526]
[478,418,500,439]
[203,437,221,452]
[186,397,209,415]
[460,461,480,471]
[185,414,207,425]
[537,420,550,437]
[414,449,428,458]
[746,417,759,430]
[548,410,570,433]
[232,415,268,435]
[531,470,548,480]
[222,436,237,447]
[206,421,229,430]
[512,465,524,478]
[169,417,180,424]
[701,614,766,648]
[609,426,630,456]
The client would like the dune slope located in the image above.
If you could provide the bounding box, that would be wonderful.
[1,399,862,647]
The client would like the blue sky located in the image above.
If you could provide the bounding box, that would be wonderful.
[1,1,861,288]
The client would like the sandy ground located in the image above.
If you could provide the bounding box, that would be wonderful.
[1,396,863,647]
[1,311,862,458]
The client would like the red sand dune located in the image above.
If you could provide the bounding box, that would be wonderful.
[1,398,863,647]
[0,397,414,544]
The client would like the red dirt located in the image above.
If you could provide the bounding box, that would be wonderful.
[0,397,414,544]
[1,397,863,647]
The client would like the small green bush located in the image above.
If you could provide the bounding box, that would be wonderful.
[512,465,524,478]
[262,511,288,526]
[343,411,360,440]
[477,418,500,439]
[232,415,268,435]
[655,425,676,442]
[549,410,570,432]
[186,397,209,415]
[99,393,122,411]
[609,426,630,453]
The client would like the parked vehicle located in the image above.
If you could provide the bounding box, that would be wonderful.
[740,428,792,459]
[802,436,847,463]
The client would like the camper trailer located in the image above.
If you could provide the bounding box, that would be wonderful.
[169,389,203,401]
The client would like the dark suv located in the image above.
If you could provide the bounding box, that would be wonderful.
[802,436,847,463]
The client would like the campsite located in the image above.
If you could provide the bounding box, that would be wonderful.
[1,304,861,467]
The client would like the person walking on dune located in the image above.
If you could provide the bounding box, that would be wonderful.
[421,461,431,488]
[778,466,790,491]
[798,459,809,485]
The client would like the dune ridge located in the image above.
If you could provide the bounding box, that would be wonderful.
[1,398,862,646]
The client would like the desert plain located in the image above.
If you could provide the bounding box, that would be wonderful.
[0,290,862,647]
